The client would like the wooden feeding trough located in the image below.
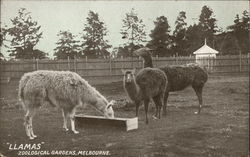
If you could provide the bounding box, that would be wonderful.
[75,114,138,131]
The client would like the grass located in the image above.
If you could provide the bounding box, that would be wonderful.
[0,75,249,157]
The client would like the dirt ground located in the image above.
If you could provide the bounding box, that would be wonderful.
[0,74,249,157]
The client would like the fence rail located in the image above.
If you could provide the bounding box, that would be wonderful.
[0,55,249,84]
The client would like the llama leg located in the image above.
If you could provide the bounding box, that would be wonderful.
[153,95,163,119]
[158,97,164,119]
[144,99,150,124]
[24,108,37,140]
[159,94,165,119]
[151,102,158,120]
[29,109,37,138]
[62,109,69,131]
[24,110,32,139]
[163,92,169,116]
[135,101,142,117]
[152,105,158,120]
[69,108,79,134]
[193,85,203,114]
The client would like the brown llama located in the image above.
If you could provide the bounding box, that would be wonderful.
[134,47,208,114]
[122,68,168,124]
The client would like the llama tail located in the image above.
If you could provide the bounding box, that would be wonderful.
[18,75,30,110]
[18,76,29,100]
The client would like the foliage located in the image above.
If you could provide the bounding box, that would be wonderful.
[220,33,240,55]
[148,16,172,57]
[184,5,218,55]
[121,8,146,47]
[0,26,4,47]
[116,43,143,58]
[81,11,111,58]
[198,5,218,46]
[0,25,5,60]
[54,31,80,59]
[173,11,187,36]
[185,24,203,54]
[172,11,188,56]
[3,8,45,59]
[227,10,249,54]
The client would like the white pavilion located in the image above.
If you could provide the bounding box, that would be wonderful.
[193,39,219,59]
[193,39,219,68]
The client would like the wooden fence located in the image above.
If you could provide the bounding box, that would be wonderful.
[0,54,249,84]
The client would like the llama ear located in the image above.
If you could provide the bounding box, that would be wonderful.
[107,104,112,109]
[107,100,115,109]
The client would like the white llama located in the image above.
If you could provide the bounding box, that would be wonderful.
[19,70,115,140]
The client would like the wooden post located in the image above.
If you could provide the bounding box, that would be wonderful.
[36,59,39,70]
[131,56,133,69]
[121,56,123,69]
[85,56,88,76]
[74,56,77,73]
[33,57,36,70]
[239,51,242,72]
[175,54,178,65]
[248,53,250,73]
[85,56,88,69]
[67,56,70,71]
[109,56,112,75]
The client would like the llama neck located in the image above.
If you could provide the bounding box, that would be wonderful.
[124,79,141,102]
[141,54,153,68]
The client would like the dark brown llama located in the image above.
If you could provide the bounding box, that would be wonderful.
[134,47,208,114]
[122,68,168,124]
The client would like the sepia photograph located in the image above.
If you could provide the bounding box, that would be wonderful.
[0,0,249,157]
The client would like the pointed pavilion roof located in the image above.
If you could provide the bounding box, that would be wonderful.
[193,39,219,55]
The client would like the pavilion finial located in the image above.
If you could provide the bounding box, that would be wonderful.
[205,38,207,45]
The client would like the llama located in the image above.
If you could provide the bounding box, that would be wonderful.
[19,70,115,140]
[134,47,208,114]
[122,68,168,124]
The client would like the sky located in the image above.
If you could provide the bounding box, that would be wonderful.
[1,0,249,58]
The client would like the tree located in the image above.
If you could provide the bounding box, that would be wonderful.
[4,8,45,59]
[185,24,203,54]
[81,11,111,58]
[184,6,218,55]
[227,10,249,54]
[121,8,146,56]
[0,25,4,47]
[220,33,240,55]
[173,11,187,36]
[148,16,172,57]
[173,11,188,56]
[198,5,217,45]
[54,30,80,59]
[0,25,5,60]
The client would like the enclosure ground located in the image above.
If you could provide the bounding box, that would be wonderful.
[0,75,249,157]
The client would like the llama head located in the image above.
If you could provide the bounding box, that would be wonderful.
[134,47,153,57]
[104,100,115,118]
[122,69,136,83]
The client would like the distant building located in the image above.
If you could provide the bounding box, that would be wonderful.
[193,39,219,71]
[193,39,219,60]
